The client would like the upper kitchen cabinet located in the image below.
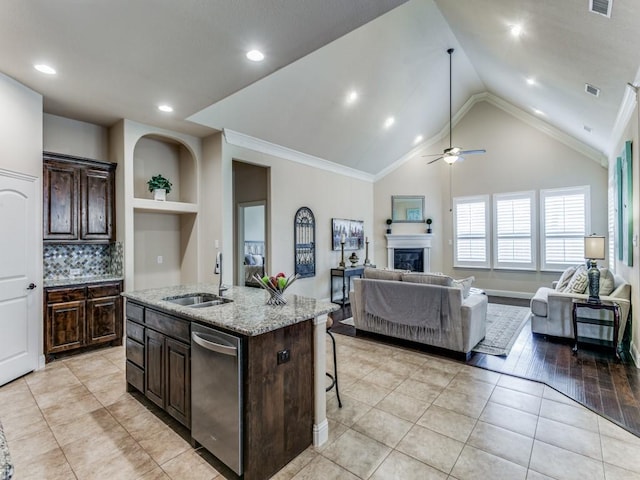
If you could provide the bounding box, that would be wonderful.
[43,152,116,243]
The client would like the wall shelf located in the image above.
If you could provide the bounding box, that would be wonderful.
[133,198,197,214]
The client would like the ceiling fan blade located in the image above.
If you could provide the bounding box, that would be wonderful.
[422,153,444,157]
[427,156,443,164]
[459,149,486,155]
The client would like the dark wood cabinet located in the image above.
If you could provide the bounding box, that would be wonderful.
[127,303,191,428]
[45,281,123,360]
[43,152,116,243]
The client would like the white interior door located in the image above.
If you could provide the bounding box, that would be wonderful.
[0,170,40,386]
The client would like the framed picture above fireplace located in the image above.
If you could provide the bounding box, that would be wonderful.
[331,218,364,251]
[392,195,424,223]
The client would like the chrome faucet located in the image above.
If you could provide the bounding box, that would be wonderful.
[216,251,228,296]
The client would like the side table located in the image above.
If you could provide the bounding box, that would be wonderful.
[571,299,620,360]
[330,266,365,308]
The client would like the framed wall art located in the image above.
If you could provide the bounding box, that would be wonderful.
[331,218,364,251]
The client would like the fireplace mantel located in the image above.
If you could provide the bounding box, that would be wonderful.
[385,234,433,272]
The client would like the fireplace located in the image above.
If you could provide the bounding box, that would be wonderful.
[385,234,432,272]
[393,248,423,272]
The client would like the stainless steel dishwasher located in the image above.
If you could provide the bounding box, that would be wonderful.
[191,323,243,475]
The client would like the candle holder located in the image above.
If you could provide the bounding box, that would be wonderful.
[339,240,346,268]
[364,240,371,266]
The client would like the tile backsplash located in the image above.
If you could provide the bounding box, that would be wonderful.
[44,242,124,279]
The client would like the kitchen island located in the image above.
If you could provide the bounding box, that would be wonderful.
[122,284,338,480]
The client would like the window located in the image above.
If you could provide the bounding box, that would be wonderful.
[541,186,590,270]
[493,191,536,270]
[453,195,490,268]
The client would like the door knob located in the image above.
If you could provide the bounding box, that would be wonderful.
[27,283,37,290]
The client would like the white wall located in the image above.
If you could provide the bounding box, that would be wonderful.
[374,100,608,295]
[43,113,109,160]
[0,72,43,361]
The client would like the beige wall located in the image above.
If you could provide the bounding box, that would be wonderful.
[374,100,608,295]
[43,113,109,160]
[610,101,639,365]
[213,142,374,300]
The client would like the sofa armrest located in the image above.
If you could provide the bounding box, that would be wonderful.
[460,293,488,351]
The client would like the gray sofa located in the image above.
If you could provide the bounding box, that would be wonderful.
[530,269,630,342]
[350,269,487,357]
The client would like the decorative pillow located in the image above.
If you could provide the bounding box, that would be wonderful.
[565,265,589,294]
[252,254,264,266]
[244,254,255,265]
[363,268,404,282]
[401,272,453,286]
[555,265,578,291]
[598,267,615,296]
[452,276,475,298]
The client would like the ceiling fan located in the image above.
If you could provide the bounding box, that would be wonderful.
[424,48,486,165]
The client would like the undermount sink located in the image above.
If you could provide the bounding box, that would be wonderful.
[162,293,233,308]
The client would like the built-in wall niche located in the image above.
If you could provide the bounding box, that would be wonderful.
[133,211,198,290]
[133,134,197,206]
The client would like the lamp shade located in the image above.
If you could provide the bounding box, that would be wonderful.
[584,235,606,260]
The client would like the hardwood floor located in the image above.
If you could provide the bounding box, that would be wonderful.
[329,299,640,438]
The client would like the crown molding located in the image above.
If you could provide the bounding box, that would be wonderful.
[608,67,640,158]
[223,129,375,183]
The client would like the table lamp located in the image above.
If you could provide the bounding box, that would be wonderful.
[584,234,606,303]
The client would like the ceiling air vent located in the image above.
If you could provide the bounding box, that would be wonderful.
[589,0,612,18]
[585,83,600,97]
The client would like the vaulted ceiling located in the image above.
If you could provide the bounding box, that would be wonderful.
[1,0,638,176]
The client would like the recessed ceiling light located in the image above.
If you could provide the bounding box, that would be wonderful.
[526,77,536,85]
[533,108,545,116]
[414,135,423,145]
[158,105,173,113]
[246,49,265,62]
[510,24,523,37]
[384,116,395,128]
[34,64,56,75]
[346,90,358,104]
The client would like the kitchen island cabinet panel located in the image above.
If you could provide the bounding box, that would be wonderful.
[166,338,191,426]
[145,329,165,409]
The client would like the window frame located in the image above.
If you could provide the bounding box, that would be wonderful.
[540,185,591,271]
[453,194,490,269]
[492,190,537,271]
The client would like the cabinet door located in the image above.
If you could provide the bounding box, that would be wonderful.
[165,338,191,427]
[81,167,114,241]
[46,300,85,354]
[145,329,165,409]
[43,161,79,241]
[86,295,121,345]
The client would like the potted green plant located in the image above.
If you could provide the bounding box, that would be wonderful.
[426,218,433,234]
[147,174,172,201]
[385,218,392,234]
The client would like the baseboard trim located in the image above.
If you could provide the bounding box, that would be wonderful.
[313,419,329,446]
[484,289,533,300]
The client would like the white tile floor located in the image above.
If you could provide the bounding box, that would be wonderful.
[2,333,640,479]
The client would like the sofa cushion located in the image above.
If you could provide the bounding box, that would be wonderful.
[401,272,453,286]
[244,254,255,265]
[565,265,588,294]
[599,267,615,296]
[364,268,404,282]
[555,265,578,291]
[252,254,264,266]
[452,276,475,298]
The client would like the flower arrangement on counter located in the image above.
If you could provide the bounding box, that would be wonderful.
[252,272,299,305]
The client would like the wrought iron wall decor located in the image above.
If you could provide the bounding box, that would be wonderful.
[294,207,316,277]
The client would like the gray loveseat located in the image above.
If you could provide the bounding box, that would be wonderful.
[530,267,630,342]
[350,268,487,358]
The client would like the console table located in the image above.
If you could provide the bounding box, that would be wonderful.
[572,299,620,360]
[330,266,365,308]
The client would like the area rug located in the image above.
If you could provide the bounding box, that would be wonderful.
[339,304,531,356]
[473,303,531,356]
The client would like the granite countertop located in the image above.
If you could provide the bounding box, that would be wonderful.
[122,283,339,336]
[0,421,13,480]
[44,275,124,288]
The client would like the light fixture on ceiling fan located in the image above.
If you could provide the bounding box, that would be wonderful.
[423,48,486,165]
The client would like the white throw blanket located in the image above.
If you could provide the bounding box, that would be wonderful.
[361,279,451,339]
